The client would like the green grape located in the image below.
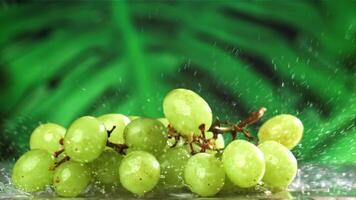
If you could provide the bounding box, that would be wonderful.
[64,116,107,163]
[119,151,160,195]
[124,118,167,156]
[208,133,225,149]
[98,114,130,144]
[215,134,225,149]
[258,114,303,149]
[90,148,122,185]
[184,153,225,197]
[157,118,169,127]
[158,147,190,187]
[220,176,266,195]
[53,161,91,197]
[12,149,54,192]
[222,140,265,188]
[29,123,66,154]
[128,116,140,120]
[163,88,212,137]
[205,131,214,139]
[258,141,297,189]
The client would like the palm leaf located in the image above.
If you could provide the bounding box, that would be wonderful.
[0,1,355,164]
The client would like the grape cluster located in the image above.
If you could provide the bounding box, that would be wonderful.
[11,88,304,197]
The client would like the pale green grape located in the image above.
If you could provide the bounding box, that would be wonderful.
[220,176,267,195]
[124,118,167,156]
[119,151,160,195]
[205,131,214,139]
[30,123,66,154]
[12,149,54,192]
[184,153,225,197]
[157,118,169,127]
[128,116,140,120]
[205,132,225,149]
[98,114,130,144]
[215,134,225,149]
[201,132,224,149]
[163,88,212,137]
[258,114,303,149]
[258,141,297,189]
[222,140,265,188]
[158,147,190,187]
[64,116,107,163]
[53,161,91,197]
[90,148,122,185]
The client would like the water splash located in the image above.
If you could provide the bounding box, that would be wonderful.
[1,161,355,198]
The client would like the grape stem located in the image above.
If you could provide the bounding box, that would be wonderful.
[107,125,116,137]
[182,107,267,155]
[209,107,266,141]
[106,142,128,155]
[104,126,128,154]
[54,148,64,158]
[50,156,70,170]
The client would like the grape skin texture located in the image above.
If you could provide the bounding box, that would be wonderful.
[184,153,225,197]
[163,88,212,137]
[12,149,54,192]
[30,123,66,154]
[128,116,140,121]
[124,118,167,157]
[64,116,107,163]
[222,140,265,188]
[158,147,190,187]
[53,161,91,197]
[258,141,298,189]
[119,151,160,195]
[157,118,169,127]
[98,114,130,144]
[90,148,122,185]
[258,114,303,149]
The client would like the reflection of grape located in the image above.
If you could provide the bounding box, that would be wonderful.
[184,153,225,197]
[124,118,167,156]
[119,151,160,195]
[30,123,66,154]
[220,176,259,194]
[159,147,190,187]
[222,140,265,188]
[91,148,122,185]
[98,114,130,144]
[163,88,212,137]
[258,114,303,149]
[64,116,107,162]
[258,141,297,189]
[53,161,91,197]
[12,149,54,192]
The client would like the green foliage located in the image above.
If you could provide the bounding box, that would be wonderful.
[0,1,355,164]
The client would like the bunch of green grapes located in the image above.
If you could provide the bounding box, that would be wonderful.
[12,88,303,197]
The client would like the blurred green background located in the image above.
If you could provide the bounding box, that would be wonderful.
[0,1,355,165]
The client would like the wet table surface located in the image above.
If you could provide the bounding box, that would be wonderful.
[1,161,355,199]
